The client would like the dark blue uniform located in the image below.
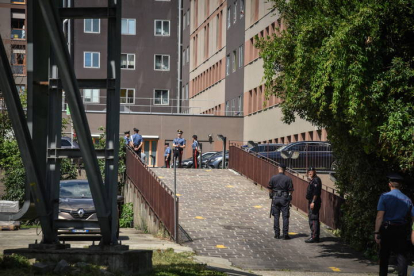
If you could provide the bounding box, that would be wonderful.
[377,189,414,276]
[173,137,186,168]
[131,133,143,157]
[306,176,322,240]
[192,140,199,168]
[268,173,294,237]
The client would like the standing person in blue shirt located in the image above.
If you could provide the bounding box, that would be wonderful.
[191,135,200,169]
[124,131,131,147]
[375,173,414,276]
[164,143,171,168]
[131,128,143,158]
[173,129,186,168]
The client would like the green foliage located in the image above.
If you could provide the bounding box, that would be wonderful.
[119,202,134,228]
[0,254,31,276]
[257,0,414,252]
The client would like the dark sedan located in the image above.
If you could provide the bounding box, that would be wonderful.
[181,151,218,168]
[206,151,229,169]
[260,141,335,171]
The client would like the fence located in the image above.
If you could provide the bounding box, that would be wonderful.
[229,145,344,229]
[125,147,178,240]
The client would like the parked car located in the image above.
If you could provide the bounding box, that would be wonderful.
[247,143,284,155]
[61,137,80,149]
[206,151,229,169]
[181,151,218,168]
[259,141,335,171]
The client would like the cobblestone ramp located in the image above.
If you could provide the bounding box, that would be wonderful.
[152,168,377,273]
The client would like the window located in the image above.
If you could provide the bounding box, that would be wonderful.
[183,13,186,30]
[121,18,136,35]
[187,9,190,26]
[232,50,237,72]
[154,55,170,71]
[238,95,243,113]
[182,50,186,64]
[120,88,135,104]
[121,53,135,69]
[84,52,100,68]
[154,89,169,105]
[226,54,230,76]
[227,7,231,29]
[186,47,189,63]
[185,83,189,99]
[83,89,100,103]
[238,45,244,68]
[84,19,100,33]
[240,0,244,18]
[154,20,170,36]
[233,2,237,24]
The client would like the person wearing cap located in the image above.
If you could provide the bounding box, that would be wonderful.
[268,163,294,240]
[375,173,414,276]
[164,143,171,168]
[191,135,200,169]
[305,167,322,243]
[124,130,131,146]
[173,130,186,168]
[131,128,143,158]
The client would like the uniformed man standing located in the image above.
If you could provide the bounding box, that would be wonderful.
[305,167,322,243]
[191,135,200,169]
[173,130,186,168]
[375,173,414,276]
[164,143,171,168]
[124,130,131,146]
[268,164,294,240]
[131,128,143,157]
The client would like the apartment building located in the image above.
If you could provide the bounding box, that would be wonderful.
[0,0,27,94]
[184,0,326,144]
[71,0,179,114]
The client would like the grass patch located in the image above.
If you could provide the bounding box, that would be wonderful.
[0,249,226,276]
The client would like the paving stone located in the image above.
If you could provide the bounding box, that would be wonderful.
[152,168,377,274]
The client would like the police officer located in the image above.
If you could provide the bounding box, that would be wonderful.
[305,167,322,243]
[131,128,143,157]
[173,130,186,168]
[164,143,171,168]
[124,130,131,146]
[191,135,200,169]
[268,163,294,240]
[375,173,414,276]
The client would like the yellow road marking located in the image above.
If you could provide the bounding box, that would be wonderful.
[176,194,181,197]
[288,232,298,235]
[216,245,227,249]
[226,185,234,188]
[253,205,262,208]
[205,170,211,172]
[195,216,205,220]
[158,176,165,179]
[329,267,341,272]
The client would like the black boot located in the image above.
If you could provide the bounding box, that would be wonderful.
[305,237,319,243]
[282,235,291,240]
[274,233,280,239]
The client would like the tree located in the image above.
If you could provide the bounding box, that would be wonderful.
[257,0,414,255]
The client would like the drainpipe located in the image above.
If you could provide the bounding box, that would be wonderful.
[177,0,182,113]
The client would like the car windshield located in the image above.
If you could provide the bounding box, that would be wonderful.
[277,145,288,151]
[60,182,92,198]
[202,152,216,159]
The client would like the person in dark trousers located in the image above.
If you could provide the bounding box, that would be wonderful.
[164,143,171,168]
[124,130,131,146]
[173,129,186,168]
[131,128,143,158]
[268,163,294,240]
[191,135,200,168]
[305,167,322,243]
[375,173,414,276]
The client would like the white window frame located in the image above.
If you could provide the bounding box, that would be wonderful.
[186,47,189,63]
[186,9,190,26]
[84,19,100,33]
[120,88,135,104]
[121,53,135,70]
[232,50,237,72]
[233,2,237,24]
[153,89,169,105]
[240,0,244,18]
[154,54,170,71]
[121,18,136,35]
[238,45,244,68]
[226,54,230,76]
[83,51,100,68]
[83,89,100,103]
[154,20,171,36]
[227,7,231,29]
[185,83,189,100]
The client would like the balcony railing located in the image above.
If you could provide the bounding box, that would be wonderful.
[11,65,25,75]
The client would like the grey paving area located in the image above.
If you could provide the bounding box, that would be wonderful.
[152,168,377,274]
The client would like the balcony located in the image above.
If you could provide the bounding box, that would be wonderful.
[11,65,25,75]
[11,29,26,40]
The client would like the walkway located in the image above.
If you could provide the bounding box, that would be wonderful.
[152,168,377,274]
